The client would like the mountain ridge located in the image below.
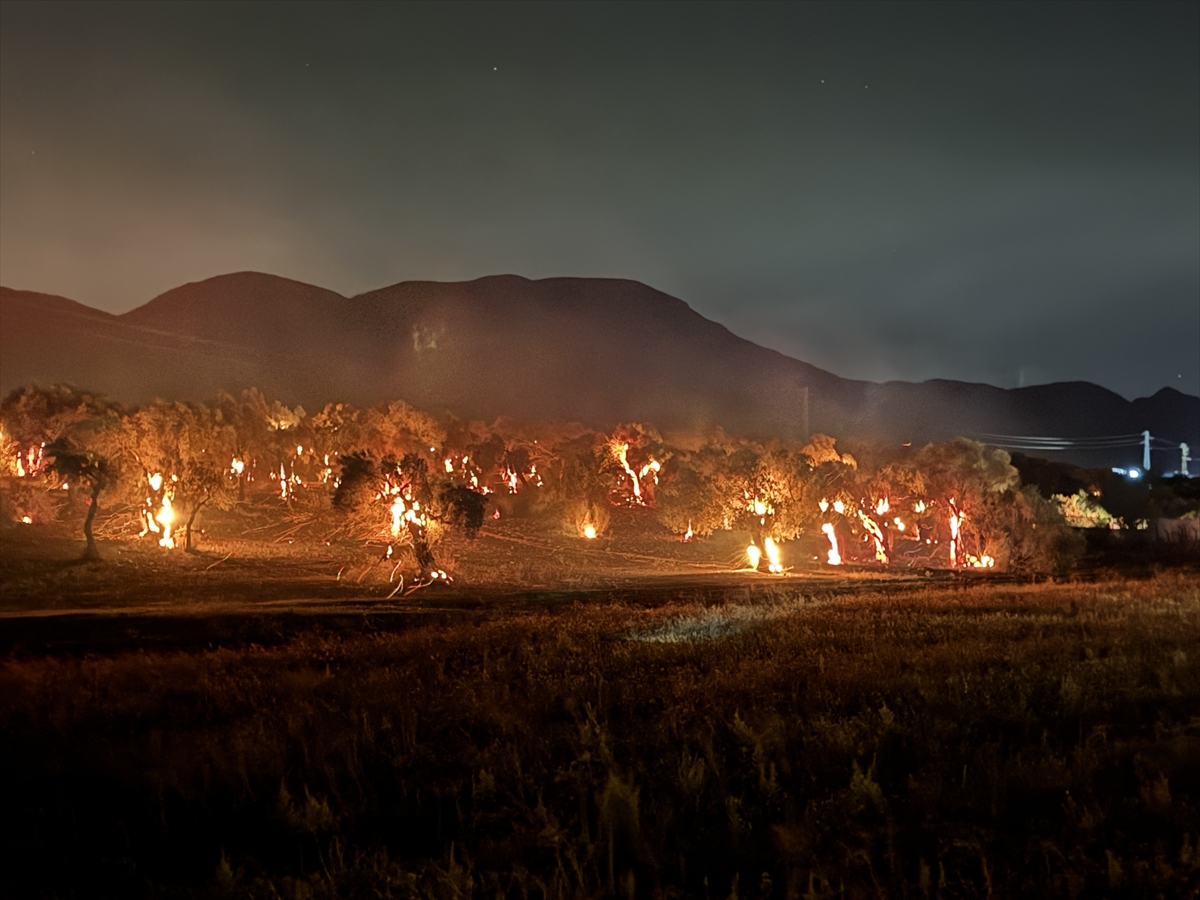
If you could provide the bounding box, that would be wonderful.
[3,272,1196,470]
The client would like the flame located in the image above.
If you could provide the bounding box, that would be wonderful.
[390,496,406,537]
[763,536,783,573]
[13,443,46,478]
[948,500,963,567]
[875,497,890,515]
[445,458,455,473]
[833,499,845,514]
[683,521,693,542]
[582,522,597,540]
[611,441,643,503]
[639,458,661,489]
[893,517,905,531]
[746,543,762,570]
[819,498,829,513]
[822,523,842,565]
[156,494,176,549]
[230,458,245,476]
[747,494,774,525]
[148,472,164,492]
[20,516,32,525]
[857,511,889,563]
[913,500,927,514]
[382,473,429,545]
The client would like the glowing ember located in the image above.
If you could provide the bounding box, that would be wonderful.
[822,523,842,565]
[20,516,32,525]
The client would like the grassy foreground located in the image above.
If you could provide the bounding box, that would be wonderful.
[1,575,1198,899]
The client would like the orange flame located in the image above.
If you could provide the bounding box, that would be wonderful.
[822,523,842,565]
[746,543,762,570]
[156,495,176,549]
[948,500,963,567]
[856,511,888,563]
[611,441,643,503]
[763,537,784,573]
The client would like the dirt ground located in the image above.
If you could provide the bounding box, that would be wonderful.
[0,503,963,653]
[3,505,1199,897]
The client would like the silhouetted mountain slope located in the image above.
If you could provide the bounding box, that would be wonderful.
[2,273,1196,470]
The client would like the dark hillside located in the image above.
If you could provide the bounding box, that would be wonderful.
[2,273,1196,466]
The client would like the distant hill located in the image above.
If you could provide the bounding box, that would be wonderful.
[2,272,1196,470]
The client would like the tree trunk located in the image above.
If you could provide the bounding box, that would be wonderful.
[185,498,210,553]
[81,480,102,561]
[406,520,439,577]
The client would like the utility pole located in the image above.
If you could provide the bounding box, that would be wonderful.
[1143,430,1151,472]
[1183,442,1191,477]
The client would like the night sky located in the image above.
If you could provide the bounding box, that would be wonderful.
[2,1,1197,399]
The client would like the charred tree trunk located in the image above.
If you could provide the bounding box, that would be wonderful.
[406,520,439,577]
[185,498,210,553]
[81,480,102,561]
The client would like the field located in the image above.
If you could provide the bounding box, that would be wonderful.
[1,514,1198,899]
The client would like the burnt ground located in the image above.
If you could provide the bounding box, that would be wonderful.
[2,511,1199,898]
[0,505,957,654]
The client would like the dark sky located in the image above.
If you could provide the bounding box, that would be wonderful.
[2,1,1197,399]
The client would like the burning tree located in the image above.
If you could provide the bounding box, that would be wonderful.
[45,440,112,560]
[549,432,613,539]
[333,451,487,582]
[1,386,121,541]
[656,434,825,571]
[603,424,665,508]
[114,401,239,551]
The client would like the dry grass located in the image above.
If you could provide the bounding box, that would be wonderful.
[1,573,1197,898]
